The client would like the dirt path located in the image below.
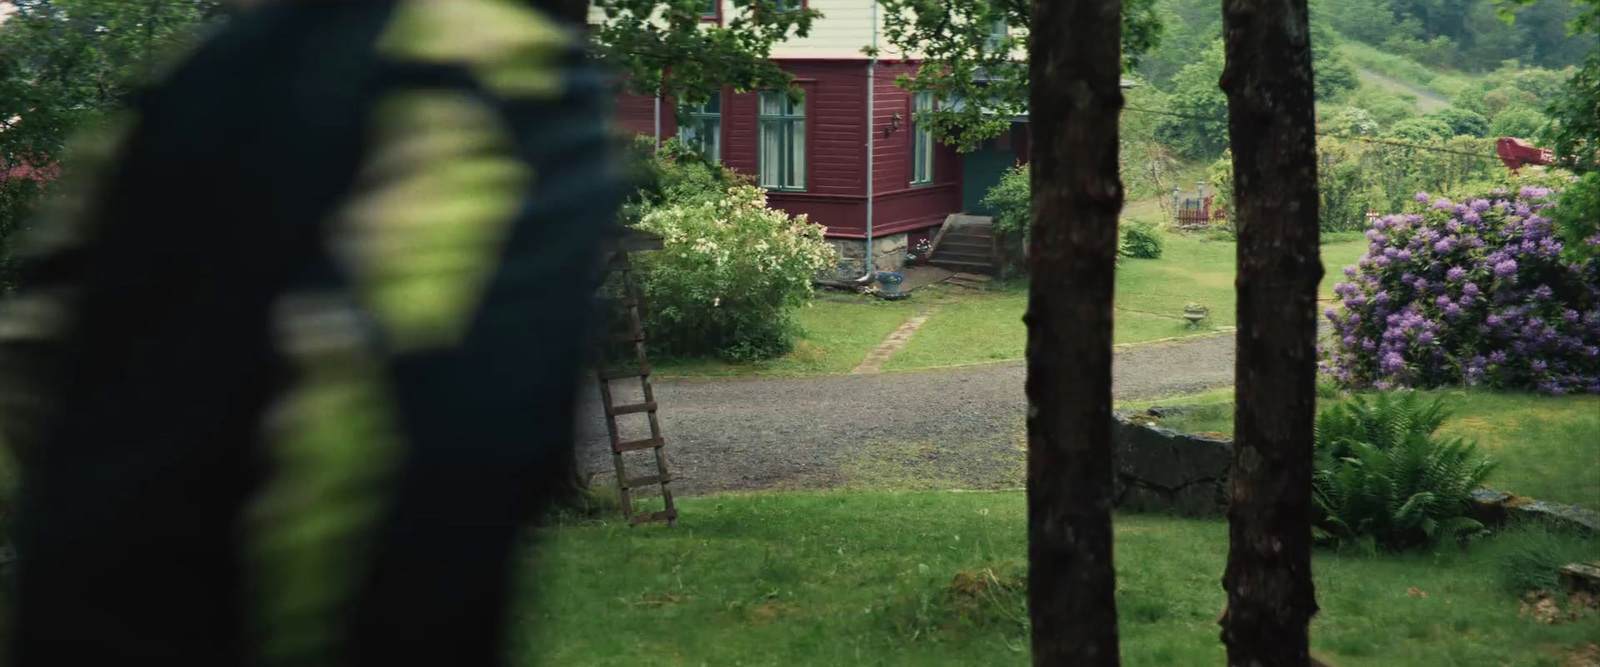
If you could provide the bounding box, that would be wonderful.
[1357,68,1451,113]
[575,331,1237,496]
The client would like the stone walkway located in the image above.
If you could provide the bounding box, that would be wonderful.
[850,307,940,374]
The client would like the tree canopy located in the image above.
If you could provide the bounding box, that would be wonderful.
[873,0,1163,151]
[590,0,820,109]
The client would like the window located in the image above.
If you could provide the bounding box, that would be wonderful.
[911,91,934,186]
[758,90,805,191]
[771,0,803,13]
[699,0,718,20]
[680,96,721,163]
[985,18,1008,52]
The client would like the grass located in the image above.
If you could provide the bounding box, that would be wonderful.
[521,490,1600,666]
[1341,41,1474,100]
[651,228,1364,378]
[1128,389,1600,511]
[878,231,1370,372]
[653,294,920,377]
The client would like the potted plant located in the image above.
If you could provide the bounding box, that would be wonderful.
[1182,302,1208,327]
[912,238,933,265]
[877,271,906,295]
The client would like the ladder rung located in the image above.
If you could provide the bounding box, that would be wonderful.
[623,474,671,488]
[629,509,678,525]
[599,364,651,380]
[609,401,657,416]
[614,437,665,453]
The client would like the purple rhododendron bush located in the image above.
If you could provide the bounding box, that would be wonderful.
[1323,186,1600,395]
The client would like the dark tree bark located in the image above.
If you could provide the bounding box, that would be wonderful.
[1024,0,1124,665]
[1216,0,1325,665]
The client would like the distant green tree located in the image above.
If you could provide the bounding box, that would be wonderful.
[1158,39,1229,159]
[1347,86,1422,128]
[1326,0,1406,44]
[1425,108,1492,137]
[1310,2,1362,101]
[1498,0,1598,171]
[591,0,821,110]
[1322,106,1383,136]
[0,0,225,292]
[1490,104,1549,138]
[1383,116,1455,142]
[872,0,1163,151]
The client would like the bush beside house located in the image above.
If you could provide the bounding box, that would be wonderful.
[627,143,837,362]
[982,164,1165,270]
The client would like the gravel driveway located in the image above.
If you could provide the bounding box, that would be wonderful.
[575,331,1238,496]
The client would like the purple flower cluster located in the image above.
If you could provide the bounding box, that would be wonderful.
[1323,189,1600,395]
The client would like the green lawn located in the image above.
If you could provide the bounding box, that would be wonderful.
[522,491,1600,667]
[1128,390,1600,511]
[654,231,1369,378]
[881,232,1369,372]
[653,295,920,377]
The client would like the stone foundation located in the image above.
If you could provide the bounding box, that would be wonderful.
[823,233,909,281]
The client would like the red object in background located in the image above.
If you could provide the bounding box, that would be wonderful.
[1,158,61,183]
[1495,137,1554,175]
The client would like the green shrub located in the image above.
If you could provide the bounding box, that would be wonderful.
[1311,392,1497,552]
[1382,117,1454,143]
[1425,108,1490,139]
[983,165,1165,267]
[982,164,1031,267]
[633,184,837,362]
[1346,85,1421,129]
[1119,221,1163,259]
[1490,521,1598,597]
[1487,105,1547,140]
[621,137,739,223]
[1553,172,1600,261]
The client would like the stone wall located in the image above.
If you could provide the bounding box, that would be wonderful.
[823,233,909,281]
[1111,411,1600,534]
[1111,414,1233,518]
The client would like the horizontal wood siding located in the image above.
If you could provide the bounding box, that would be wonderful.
[609,59,962,239]
[872,62,912,196]
[722,61,867,233]
[614,91,659,139]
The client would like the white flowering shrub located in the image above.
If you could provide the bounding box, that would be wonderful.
[635,184,838,361]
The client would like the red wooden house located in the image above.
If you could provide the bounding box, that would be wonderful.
[601,0,1026,278]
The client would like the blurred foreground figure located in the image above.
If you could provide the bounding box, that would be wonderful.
[0,1,621,664]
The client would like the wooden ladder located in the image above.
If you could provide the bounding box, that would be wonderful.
[594,250,677,526]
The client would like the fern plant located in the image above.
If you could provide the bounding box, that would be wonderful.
[1312,392,1497,552]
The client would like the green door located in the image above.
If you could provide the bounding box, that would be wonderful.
[961,126,1021,214]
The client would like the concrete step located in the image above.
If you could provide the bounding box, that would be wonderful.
[939,240,992,253]
[933,251,993,264]
[944,230,993,240]
[931,259,997,273]
[950,272,994,283]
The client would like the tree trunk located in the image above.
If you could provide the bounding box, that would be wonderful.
[1217,0,1324,664]
[1024,0,1124,665]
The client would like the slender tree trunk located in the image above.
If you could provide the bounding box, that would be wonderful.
[1217,0,1324,664]
[1025,0,1124,664]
